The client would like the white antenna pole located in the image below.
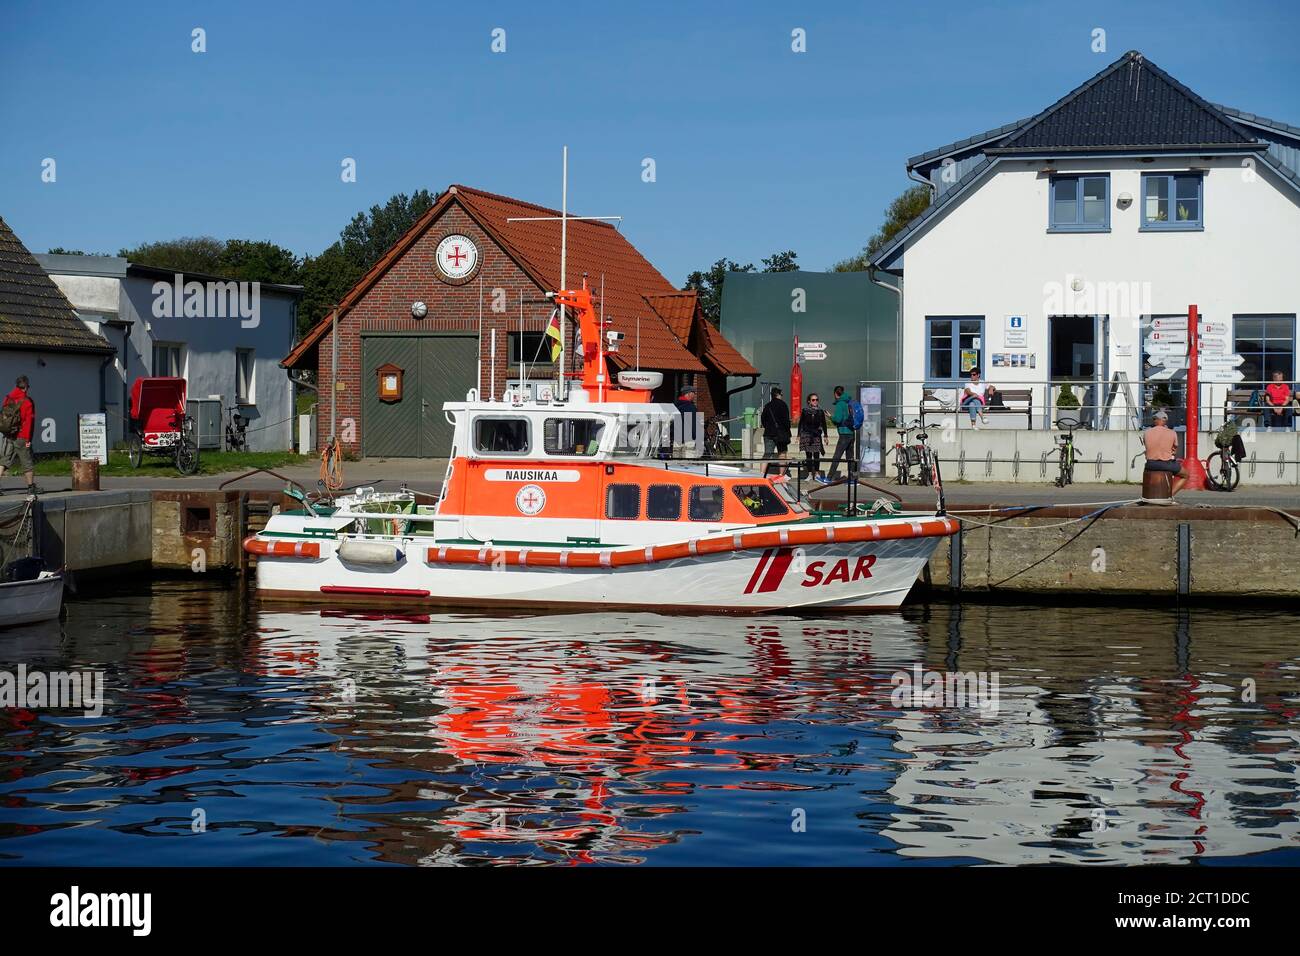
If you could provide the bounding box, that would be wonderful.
[490,327,496,401]
[559,145,568,400]
[477,273,483,397]
[599,272,605,401]
[519,291,527,391]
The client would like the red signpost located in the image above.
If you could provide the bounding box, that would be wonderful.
[1181,304,1209,490]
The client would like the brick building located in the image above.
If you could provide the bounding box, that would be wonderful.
[282,185,756,457]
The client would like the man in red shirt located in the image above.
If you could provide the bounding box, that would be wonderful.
[1142,408,1187,497]
[1263,369,1295,430]
[0,375,37,495]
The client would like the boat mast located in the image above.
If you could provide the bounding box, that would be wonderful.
[505,146,622,402]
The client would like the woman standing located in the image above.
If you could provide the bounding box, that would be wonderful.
[797,393,828,480]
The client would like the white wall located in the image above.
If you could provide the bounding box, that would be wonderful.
[119,277,297,452]
[900,157,1300,428]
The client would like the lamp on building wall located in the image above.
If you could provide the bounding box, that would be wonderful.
[411,301,428,320]
[1117,192,1133,209]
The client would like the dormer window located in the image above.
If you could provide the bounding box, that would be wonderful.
[1049,175,1109,232]
[1141,173,1203,230]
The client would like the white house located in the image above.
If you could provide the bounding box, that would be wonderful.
[871,50,1300,436]
[36,254,302,451]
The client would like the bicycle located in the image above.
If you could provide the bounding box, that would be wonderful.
[1204,424,1243,492]
[1051,417,1085,487]
[225,406,248,452]
[702,415,739,459]
[892,419,933,486]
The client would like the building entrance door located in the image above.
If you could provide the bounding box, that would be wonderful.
[362,334,477,457]
[1048,315,1102,426]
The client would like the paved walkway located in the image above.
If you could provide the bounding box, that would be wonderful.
[5,460,1297,510]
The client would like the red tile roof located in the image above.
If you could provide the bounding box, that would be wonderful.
[285,184,759,376]
[644,289,758,377]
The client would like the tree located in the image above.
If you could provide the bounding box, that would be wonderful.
[684,250,799,325]
[220,239,301,285]
[832,185,931,271]
[119,236,227,274]
[298,243,365,337]
[338,190,438,270]
[45,247,103,256]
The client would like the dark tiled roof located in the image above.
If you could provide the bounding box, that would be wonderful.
[990,51,1258,153]
[0,216,114,354]
[1213,104,1300,140]
[907,117,1033,170]
[872,52,1286,270]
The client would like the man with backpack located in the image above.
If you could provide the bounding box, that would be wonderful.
[0,375,38,496]
[826,385,862,482]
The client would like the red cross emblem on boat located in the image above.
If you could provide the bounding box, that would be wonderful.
[515,484,546,515]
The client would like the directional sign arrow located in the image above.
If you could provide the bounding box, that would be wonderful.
[1198,322,1229,335]
[1147,342,1187,354]
[1152,317,1189,331]
[799,342,827,352]
[1200,370,1245,383]
[1149,330,1188,344]
[1199,353,1245,366]
[801,351,827,361]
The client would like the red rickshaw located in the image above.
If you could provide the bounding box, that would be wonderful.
[127,377,200,475]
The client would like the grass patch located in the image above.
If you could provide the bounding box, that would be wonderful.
[36,450,309,477]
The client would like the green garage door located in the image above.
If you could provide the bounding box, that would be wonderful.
[362,335,477,457]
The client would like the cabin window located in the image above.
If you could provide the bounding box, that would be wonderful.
[646,484,682,520]
[688,485,724,521]
[474,417,530,454]
[544,417,604,456]
[771,479,807,513]
[732,484,789,518]
[605,483,641,520]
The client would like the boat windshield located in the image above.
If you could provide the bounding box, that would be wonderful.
[611,413,671,458]
[771,478,807,513]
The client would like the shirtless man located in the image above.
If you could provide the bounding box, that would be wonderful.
[1142,408,1188,497]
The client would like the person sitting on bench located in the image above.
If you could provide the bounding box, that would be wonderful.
[1263,369,1295,430]
[960,369,997,428]
[1142,408,1188,497]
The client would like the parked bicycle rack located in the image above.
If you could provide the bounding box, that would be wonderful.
[956,451,1115,481]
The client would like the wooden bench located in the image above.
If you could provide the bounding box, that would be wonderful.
[1225,387,1297,426]
[921,387,1033,428]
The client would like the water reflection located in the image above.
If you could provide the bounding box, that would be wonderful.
[1,581,1297,866]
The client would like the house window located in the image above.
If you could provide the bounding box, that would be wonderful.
[235,349,255,404]
[1050,175,1109,230]
[1142,173,1203,229]
[510,331,554,366]
[926,317,983,382]
[153,342,184,377]
[1234,315,1296,385]
[473,417,530,454]
[543,418,604,455]
[646,484,682,520]
[688,484,724,521]
[605,483,641,520]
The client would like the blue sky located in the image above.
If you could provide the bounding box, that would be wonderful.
[2,0,1297,283]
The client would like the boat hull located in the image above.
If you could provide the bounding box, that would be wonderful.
[251,533,944,613]
[0,572,64,628]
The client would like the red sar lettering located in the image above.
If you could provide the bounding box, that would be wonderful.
[801,555,876,588]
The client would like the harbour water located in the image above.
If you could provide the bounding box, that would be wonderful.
[2,580,1298,866]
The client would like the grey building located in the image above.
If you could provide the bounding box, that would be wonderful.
[36,254,302,451]
[0,217,115,455]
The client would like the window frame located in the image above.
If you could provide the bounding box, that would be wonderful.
[235,348,255,405]
[509,331,555,368]
[646,483,683,521]
[1048,174,1110,232]
[730,484,790,518]
[542,417,606,456]
[688,484,725,522]
[925,316,985,386]
[472,416,532,456]
[1232,313,1296,386]
[153,342,185,378]
[1140,173,1204,231]
[605,482,642,520]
